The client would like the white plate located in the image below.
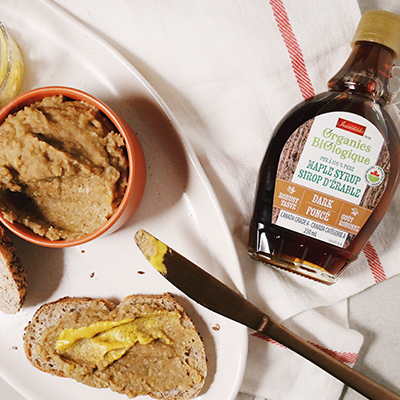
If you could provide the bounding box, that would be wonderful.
[0,1,248,399]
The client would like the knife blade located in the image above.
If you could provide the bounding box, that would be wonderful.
[134,229,400,400]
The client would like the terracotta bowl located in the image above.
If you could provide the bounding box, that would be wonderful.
[0,86,146,247]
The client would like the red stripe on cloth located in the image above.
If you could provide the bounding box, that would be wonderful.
[363,241,387,283]
[270,0,315,99]
[252,332,358,365]
[310,342,358,365]
[252,332,286,348]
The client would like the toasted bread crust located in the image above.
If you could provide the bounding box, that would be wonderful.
[23,293,207,399]
[0,225,27,314]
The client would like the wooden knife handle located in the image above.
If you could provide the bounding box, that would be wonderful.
[260,317,400,400]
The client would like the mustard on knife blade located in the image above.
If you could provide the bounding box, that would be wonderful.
[134,229,168,275]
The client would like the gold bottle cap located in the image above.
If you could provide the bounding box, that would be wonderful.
[351,10,400,57]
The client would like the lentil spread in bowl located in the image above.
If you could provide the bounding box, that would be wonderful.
[0,87,146,247]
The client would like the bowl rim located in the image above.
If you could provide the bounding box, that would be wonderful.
[0,86,145,248]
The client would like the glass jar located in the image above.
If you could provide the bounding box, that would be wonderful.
[0,21,24,108]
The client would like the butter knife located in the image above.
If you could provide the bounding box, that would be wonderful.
[134,229,400,400]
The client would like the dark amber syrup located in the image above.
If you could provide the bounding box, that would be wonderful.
[249,43,400,284]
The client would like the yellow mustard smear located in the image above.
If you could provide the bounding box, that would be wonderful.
[149,237,168,275]
[56,311,180,368]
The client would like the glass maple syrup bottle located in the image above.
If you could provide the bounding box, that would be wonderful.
[249,10,400,284]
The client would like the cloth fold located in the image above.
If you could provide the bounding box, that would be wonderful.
[51,0,400,398]
[241,301,364,399]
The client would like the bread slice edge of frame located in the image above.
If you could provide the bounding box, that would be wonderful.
[0,225,27,314]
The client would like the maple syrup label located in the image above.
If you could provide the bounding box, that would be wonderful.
[272,111,389,248]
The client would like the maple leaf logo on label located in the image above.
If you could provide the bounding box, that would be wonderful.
[365,166,385,187]
[287,186,296,194]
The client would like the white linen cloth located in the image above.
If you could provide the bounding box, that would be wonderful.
[51,0,400,399]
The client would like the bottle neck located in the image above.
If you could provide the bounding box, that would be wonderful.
[328,41,395,105]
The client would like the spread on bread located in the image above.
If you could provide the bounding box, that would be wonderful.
[55,312,177,370]
[24,294,207,399]
[0,95,128,241]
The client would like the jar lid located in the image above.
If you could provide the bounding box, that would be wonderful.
[351,10,400,57]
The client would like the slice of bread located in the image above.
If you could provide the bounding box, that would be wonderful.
[24,293,207,399]
[0,224,27,314]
